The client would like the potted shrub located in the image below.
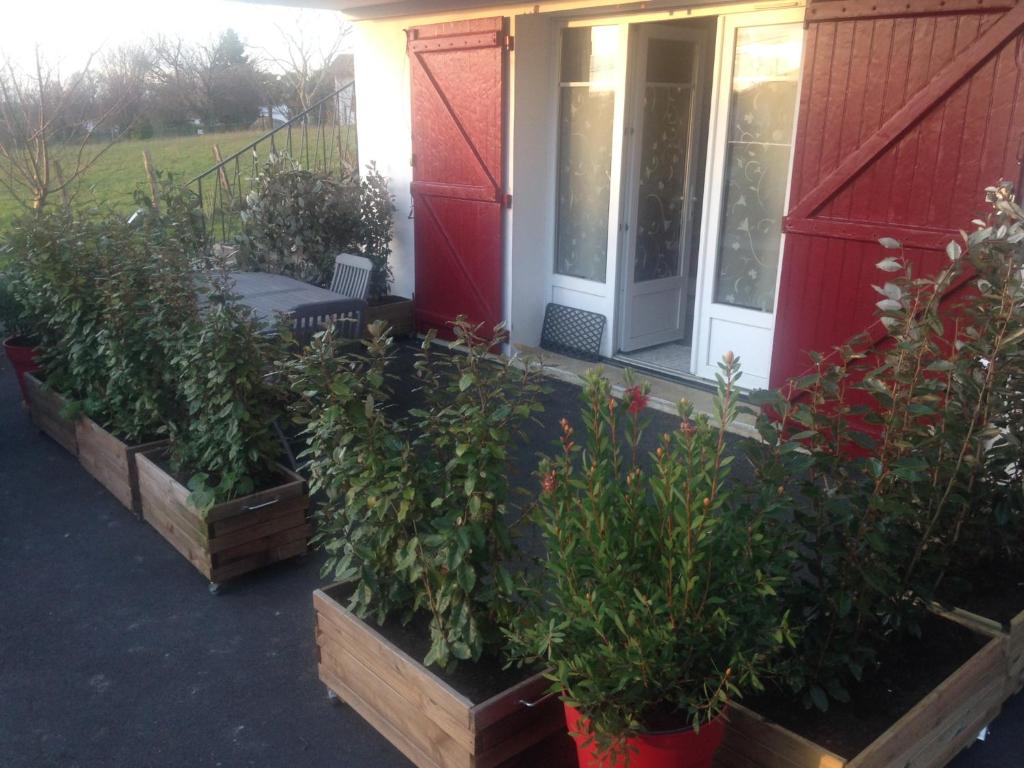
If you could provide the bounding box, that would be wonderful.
[286,318,564,768]
[359,163,413,337]
[4,208,111,454]
[236,153,362,286]
[136,288,309,591]
[720,185,1020,767]
[928,182,1024,694]
[236,155,413,336]
[0,267,41,406]
[71,188,208,514]
[5,197,204,511]
[508,358,793,768]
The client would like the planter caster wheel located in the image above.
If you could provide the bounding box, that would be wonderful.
[327,687,343,706]
[208,581,222,596]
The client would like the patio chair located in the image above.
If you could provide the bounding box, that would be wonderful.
[329,252,373,300]
[289,297,368,345]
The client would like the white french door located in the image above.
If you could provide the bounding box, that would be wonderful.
[618,25,706,353]
[691,10,804,390]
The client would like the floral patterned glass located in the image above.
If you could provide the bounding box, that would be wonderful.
[633,38,695,284]
[555,27,619,283]
[713,24,802,312]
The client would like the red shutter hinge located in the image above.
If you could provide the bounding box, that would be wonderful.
[504,34,514,51]
[504,193,513,209]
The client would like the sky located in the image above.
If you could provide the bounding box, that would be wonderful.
[0,0,351,75]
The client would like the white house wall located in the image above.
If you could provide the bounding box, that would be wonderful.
[353,22,415,299]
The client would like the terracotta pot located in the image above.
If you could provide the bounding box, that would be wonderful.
[564,703,726,768]
[3,335,40,406]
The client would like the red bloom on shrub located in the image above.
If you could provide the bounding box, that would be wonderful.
[541,470,558,495]
[625,385,648,415]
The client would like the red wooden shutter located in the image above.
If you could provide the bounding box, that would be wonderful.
[770,0,1024,387]
[407,18,508,335]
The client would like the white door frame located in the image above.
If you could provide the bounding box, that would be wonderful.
[690,7,805,390]
[617,23,707,354]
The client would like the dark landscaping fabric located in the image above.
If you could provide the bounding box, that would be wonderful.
[0,355,1021,767]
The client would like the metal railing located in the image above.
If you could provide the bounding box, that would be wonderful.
[189,81,358,244]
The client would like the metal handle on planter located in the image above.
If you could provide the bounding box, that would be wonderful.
[519,691,558,709]
[243,497,280,512]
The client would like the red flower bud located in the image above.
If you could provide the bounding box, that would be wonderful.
[625,385,649,415]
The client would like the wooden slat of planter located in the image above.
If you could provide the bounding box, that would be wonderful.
[210,496,307,537]
[209,535,308,583]
[315,602,474,744]
[472,673,549,731]
[716,704,844,768]
[717,633,1007,768]
[204,471,305,524]
[881,675,1003,768]
[213,519,310,565]
[314,589,473,725]
[934,603,1024,696]
[472,675,566,766]
[849,635,1005,768]
[77,417,133,507]
[474,705,566,768]
[1010,613,1024,693]
[137,450,309,584]
[24,373,78,455]
[136,454,208,542]
[315,586,572,768]
[320,644,471,768]
[847,638,1007,768]
[365,298,415,338]
[208,503,308,554]
[319,662,443,768]
[76,417,169,515]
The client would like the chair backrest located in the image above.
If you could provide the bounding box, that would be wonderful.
[329,253,373,300]
[289,298,368,345]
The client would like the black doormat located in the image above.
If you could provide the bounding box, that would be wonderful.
[539,303,606,362]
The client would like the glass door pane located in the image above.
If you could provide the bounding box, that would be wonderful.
[633,38,695,283]
[554,26,619,283]
[712,24,802,311]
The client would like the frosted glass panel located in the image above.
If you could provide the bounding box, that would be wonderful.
[713,24,802,312]
[555,26,619,283]
[633,47,693,284]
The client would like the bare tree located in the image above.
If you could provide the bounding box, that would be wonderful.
[0,48,136,211]
[261,12,352,116]
[150,32,263,133]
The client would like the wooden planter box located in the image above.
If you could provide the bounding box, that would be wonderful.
[935,604,1024,696]
[24,372,78,456]
[313,585,568,768]
[365,296,415,338]
[75,417,168,517]
[714,631,1007,768]
[136,450,311,587]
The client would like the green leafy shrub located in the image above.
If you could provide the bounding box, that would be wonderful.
[4,208,125,409]
[0,264,34,339]
[509,358,793,760]
[131,172,210,262]
[237,153,361,286]
[168,288,286,510]
[4,205,200,443]
[359,162,395,301]
[749,181,1024,710]
[285,318,545,670]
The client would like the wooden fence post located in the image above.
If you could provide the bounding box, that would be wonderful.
[142,150,159,213]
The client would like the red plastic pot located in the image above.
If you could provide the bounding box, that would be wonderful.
[3,335,40,406]
[564,703,726,768]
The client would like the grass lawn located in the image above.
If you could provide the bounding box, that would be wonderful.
[0,129,266,231]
